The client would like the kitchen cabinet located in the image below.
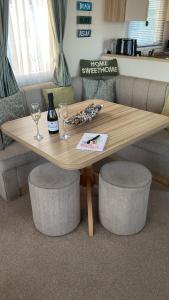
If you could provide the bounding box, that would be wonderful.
[104,0,149,22]
[104,0,126,22]
[166,1,169,21]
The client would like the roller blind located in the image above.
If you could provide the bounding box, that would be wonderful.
[128,0,168,47]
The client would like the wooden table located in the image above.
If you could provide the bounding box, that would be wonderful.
[2,100,169,236]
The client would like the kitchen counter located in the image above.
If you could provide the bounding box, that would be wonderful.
[101,54,169,82]
[103,54,169,62]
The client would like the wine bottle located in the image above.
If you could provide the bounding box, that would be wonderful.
[47,93,59,134]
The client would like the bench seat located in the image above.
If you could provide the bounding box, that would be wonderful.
[0,142,46,201]
[117,129,169,181]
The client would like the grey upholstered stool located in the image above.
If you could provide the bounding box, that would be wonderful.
[29,162,80,236]
[99,161,152,235]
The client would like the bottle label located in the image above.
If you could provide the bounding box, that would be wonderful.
[48,121,59,132]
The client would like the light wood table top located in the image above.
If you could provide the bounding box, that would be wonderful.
[2,99,169,170]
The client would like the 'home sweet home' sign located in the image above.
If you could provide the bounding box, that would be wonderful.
[80,60,119,77]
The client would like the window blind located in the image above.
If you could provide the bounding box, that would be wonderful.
[128,0,168,47]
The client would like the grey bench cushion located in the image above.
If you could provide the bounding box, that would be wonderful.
[117,129,169,179]
[135,130,169,158]
[0,142,40,172]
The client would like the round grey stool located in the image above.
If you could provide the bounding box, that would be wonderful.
[99,161,152,235]
[29,163,80,236]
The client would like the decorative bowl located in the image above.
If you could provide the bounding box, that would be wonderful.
[65,103,103,126]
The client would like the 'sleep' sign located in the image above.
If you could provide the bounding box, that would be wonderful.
[77,29,91,38]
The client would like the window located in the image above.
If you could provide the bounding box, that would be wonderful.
[128,0,168,47]
[8,0,57,86]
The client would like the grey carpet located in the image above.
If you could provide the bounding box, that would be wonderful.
[0,186,169,300]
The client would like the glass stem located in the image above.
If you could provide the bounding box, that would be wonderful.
[36,121,40,137]
[64,120,67,135]
[63,120,66,132]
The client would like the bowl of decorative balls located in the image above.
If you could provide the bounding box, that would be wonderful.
[65,103,103,126]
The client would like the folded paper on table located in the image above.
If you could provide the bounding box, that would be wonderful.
[76,133,108,152]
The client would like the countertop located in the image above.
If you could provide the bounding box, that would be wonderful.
[102,54,169,63]
[101,54,169,82]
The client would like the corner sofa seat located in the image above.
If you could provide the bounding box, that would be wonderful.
[0,141,47,191]
[1,75,169,201]
[0,77,83,201]
[0,81,57,201]
[114,76,169,181]
[0,142,46,201]
[0,81,55,201]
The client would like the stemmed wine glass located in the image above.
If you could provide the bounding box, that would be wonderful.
[30,103,43,141]
[59,103,70,140]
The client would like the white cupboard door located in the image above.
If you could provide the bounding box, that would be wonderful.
[125,0,148,21]
[166,1,169,21]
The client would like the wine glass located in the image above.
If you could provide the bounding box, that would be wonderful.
[30,103,43,141]
[59,103,70,140]
[89,93,96,105]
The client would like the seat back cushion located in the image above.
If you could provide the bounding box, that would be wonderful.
[0,91,26,149]
[161,95,169,130]
[116,75,169,113]
[21,82,56,115]
[83,78,116,102]
[43,86,75,109]
[21,77,83,115]
[72,76,83,102]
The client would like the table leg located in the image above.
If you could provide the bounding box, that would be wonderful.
[86,174,94,237]
[81,166,95,237]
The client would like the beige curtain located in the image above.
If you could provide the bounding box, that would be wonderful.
[8,0,57,86]
[48,0,71,87]
[0,0,18,97]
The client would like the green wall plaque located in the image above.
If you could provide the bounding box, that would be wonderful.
[77,16,92,24]
[76,1,92,11]
[77,29,92,38]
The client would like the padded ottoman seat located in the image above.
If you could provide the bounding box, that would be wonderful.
[99,161,152,235]
[0,142,46,201]
[29,163,80,236]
